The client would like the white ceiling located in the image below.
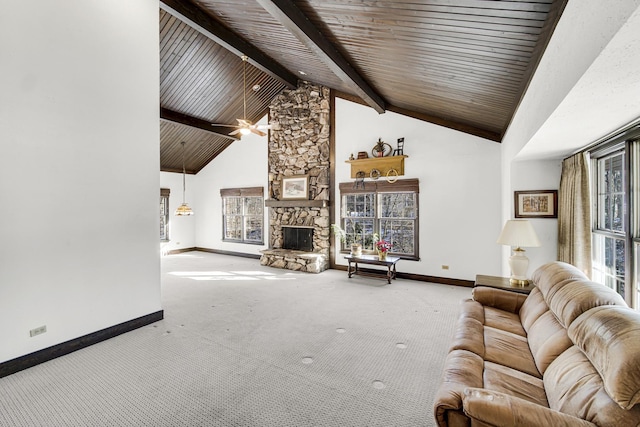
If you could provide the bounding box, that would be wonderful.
[516,4,640,160]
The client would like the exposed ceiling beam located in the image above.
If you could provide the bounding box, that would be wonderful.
[255,0,386,114]
[160,107,239,140]
[160,0,298,89]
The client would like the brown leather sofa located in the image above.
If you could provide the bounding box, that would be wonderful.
[434,261,640,426]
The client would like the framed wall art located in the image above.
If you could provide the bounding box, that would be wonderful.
[281,175,309,200]
[514,190,558,218]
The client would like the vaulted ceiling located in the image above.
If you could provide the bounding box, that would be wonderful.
[160,0,567,173]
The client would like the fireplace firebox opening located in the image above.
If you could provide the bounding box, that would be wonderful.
[283,227,313,252]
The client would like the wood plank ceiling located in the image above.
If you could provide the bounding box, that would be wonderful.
[160,0,567,173]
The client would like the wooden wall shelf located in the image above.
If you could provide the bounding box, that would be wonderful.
[345,155,408,178]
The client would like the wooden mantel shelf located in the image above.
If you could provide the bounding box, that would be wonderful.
[345,155,407,178]
[265,199,329,208]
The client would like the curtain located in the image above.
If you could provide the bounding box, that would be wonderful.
[557,152,592,277]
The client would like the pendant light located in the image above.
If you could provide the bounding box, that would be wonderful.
[174,141,194,216]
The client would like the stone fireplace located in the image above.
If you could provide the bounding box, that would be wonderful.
[259,83,331,273]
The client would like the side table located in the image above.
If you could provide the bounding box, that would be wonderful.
[474,274,534,295]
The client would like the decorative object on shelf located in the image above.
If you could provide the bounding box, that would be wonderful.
[357,151,369,159]
[514,190,558,218]
[375,238,392,261]
[349,153,355,160]
[174,141,194,216]
[497,219,541,285]
[354,171,366,189]
[392,137,405,156]
[386,168,399,183]
[372,138,392,157]
[369,168,381,180]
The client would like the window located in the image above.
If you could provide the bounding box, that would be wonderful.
[339,179,419,259]
[588,124,640,309]
[592,149,626,296]
[221,187,264,244]
[160,188,170,241]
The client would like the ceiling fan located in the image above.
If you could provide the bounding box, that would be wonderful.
[212,55,271,137]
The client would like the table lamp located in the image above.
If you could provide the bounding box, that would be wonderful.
[497,220,541,285]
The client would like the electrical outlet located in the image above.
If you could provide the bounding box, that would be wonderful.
[441,265,450,270]
[29,325,47,337]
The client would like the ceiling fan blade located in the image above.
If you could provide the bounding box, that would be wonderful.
[237,118,252,126]
[256,124,272,130]
[229,129,243,136]
[251,128,267,137]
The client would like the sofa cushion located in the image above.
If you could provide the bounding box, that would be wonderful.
[519,287,548,332]
[527,310,573,375]
[483,361,548,406]
[484,306,526,337]
[544,345,640,425]
[484,326,540,378]
[549,280,627,328]
[568,306,640,410]
[532,261,588,299]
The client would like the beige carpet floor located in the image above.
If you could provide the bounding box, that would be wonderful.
[0,251,471,426]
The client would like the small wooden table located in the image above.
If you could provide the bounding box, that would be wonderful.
[474,274,534,295]
[345,254,400,284]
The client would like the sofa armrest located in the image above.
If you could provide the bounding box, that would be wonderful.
[472,286,528,313]
[462,388,596,427]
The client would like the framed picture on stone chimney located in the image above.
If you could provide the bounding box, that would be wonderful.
[281,175,309,200]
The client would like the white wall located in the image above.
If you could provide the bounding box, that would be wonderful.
[334,98,503,280]
[508,160,563,275]
[195,125,269,255]
[0,1,161,363]
[160,172,197,253]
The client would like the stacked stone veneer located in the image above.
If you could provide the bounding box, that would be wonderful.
[260,83,331,273]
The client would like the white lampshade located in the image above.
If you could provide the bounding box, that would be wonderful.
[497,220,540,285]
[496,220,540,249]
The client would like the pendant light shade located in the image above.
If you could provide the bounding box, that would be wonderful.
[174,202,193,216]
[175,141,194,216]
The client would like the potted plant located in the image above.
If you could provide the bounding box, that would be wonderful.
[375,239,392,260]
[331,224,362,256]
